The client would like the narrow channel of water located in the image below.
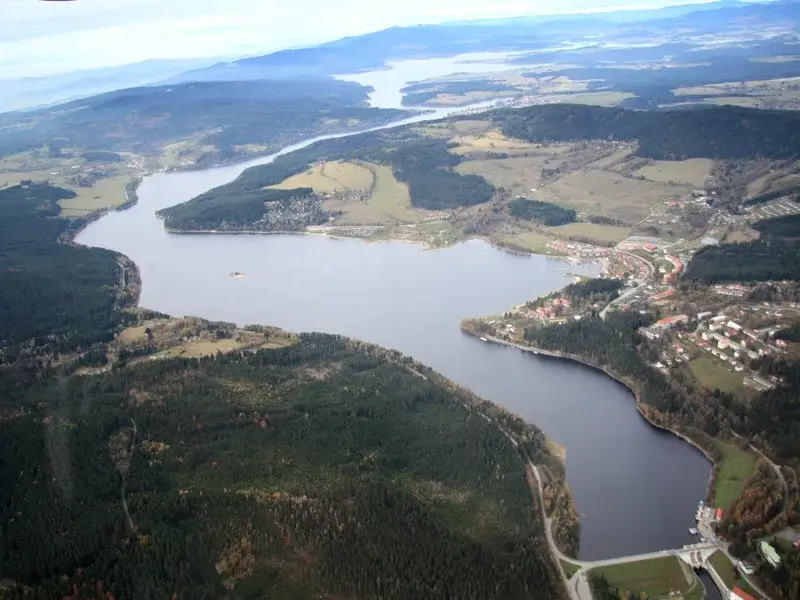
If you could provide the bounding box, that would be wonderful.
[75,56,711,560]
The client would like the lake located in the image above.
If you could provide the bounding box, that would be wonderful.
[75,54,711,560]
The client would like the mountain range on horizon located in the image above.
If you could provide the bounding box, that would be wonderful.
[2,0,796,113]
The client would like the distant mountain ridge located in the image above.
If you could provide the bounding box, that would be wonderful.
[167,0,791,84]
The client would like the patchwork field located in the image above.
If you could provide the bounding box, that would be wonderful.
[633,159,714,188]
[547,222,631,244]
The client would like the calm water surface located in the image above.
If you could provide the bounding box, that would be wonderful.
[75,58,711,560]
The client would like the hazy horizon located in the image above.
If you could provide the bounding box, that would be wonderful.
[1,0,737,80]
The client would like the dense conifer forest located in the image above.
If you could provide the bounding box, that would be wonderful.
[508,198,577,226]
[0,335,565,599]
[683,213,800,284]
[0,183,132,359]
[495,104,800,160]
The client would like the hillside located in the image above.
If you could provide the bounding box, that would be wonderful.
[0,79,407,166]
[0,332,566,599]
[0,177,568,599]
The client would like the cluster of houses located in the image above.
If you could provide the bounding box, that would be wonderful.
[604,250,651,281]
[713,284,750,298]
[523,297,573,323]
[661,255,683,284]
[547,239,612,258]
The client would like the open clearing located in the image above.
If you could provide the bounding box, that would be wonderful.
[366,164,418,222]
[269,160,373,194]
[118,317,294,363]
[58,175,131,216]
[547,222,631,244]
[633,159,714,188]
[456,156,562,192]
[592,556,690,597]
[450,132,551,157]
[713,440,758,511]
[708,551,761,599]
[689,356,747,396]
[491,231,557,254]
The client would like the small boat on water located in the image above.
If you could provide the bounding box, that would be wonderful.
[689,528,699,536]
[480,337,488,342]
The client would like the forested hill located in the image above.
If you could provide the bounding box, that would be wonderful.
[158,131,496,231]
[0,333,566,599]
[494,104,800,160]
[683,213,800,284]
[0,79,408,164]
[0,182,133,362]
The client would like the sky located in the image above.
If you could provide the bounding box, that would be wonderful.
[1,0,720,79]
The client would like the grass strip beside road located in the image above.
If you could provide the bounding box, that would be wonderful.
[560,559,581,579]
[708,551,761,599]
[713,440,758,511]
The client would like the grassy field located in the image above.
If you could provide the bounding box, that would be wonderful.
[58,175,131,216]
[547,222,631,244]
[455,155,562,194]
[713,440,758,511]
[634,159,714,188]
[492,231,557,254]
[708,551,761,599]
[450,132,550,157]
[592,556,690,597]
[269,160,373,194]
[118,317,295,365]
[689,355,746,396]
[366,164,417,222]
[427,90,520,107]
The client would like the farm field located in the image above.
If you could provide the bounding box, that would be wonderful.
[547,222,631,244]
[633,158,714,188]
[713,440,758,511]
[591,556,691,598]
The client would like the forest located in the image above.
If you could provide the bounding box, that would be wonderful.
[0,183,131,361]
[0,79,407,163]
[683,213,800,284]
[508,198,577,226]
[0,334,565,600]
[495,104,800,160]
[161,133,496,230]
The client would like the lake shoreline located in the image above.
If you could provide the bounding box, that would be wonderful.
[461,327,718,494]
